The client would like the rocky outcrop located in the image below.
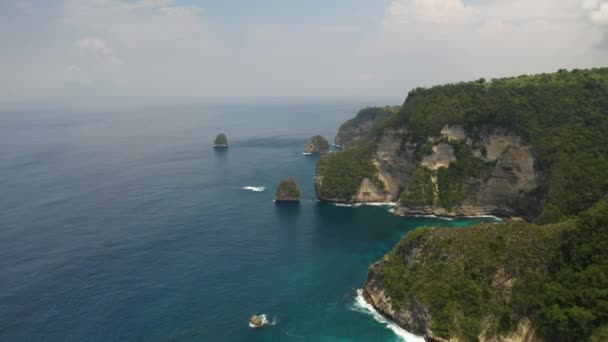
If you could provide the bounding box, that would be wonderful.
[304,135,330,153]
[249,315,264,328]
[213,133,228,148]
[274,177,301,203]
[335,106,399,148]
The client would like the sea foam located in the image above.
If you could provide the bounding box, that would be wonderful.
[331,202,397,209]
[410,214,454,221]
[242,186,266,192]
[351,289,425,342]
[248,314,277,328]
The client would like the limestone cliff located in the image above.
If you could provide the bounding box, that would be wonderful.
[394,127,543,220]
[316,123,543,219]
[322,68,608,342]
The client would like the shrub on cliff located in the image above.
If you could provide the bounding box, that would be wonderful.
[315,144,377,200]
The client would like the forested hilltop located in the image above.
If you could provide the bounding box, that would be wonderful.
[315,68,608,341]
[316,68,608,222]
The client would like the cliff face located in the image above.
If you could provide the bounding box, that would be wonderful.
[334,106,399,149]
[317,123,543,220]
[364,222,563,341]
[395,127,543,220]
[325,69,608,342]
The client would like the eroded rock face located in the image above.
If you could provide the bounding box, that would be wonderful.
[352,175,391,203]
[440,125,466,141]
[371,128,416,201]
[421,143,456,170]
[318,118,543,218]
[375,128,542,219]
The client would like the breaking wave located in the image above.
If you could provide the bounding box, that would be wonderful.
[410,214,455,221]
[242,186,266,192]
[351,289,425,342]
[331,202,397,208]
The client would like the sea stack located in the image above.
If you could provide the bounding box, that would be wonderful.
[304,135,330,154]
[249,315,264,328]
[274,177,301,203]
[213,133,228,149]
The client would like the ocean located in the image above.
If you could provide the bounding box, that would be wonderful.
[0,101,495,341]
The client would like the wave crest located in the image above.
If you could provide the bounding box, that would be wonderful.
[331,202,397,208]
[351,289,425,342]
[242,186,266,192]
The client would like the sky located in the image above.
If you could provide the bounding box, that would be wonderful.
[1,0,608,106]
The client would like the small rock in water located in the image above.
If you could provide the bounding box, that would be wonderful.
[249,315,264,328]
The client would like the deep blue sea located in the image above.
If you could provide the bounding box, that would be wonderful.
[0,102,495,341]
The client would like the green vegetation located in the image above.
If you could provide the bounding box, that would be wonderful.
[365,68,608,341]
[378,193,608,341]
[392,68,608,222]
[315,143,378,200]
[400,166,436,207]
[335,106,400,148]
[436,142,494,210]
[377,220,567,341]
[307,135,330,152]
[512,196,608,341]
[275,177,301,201]
[213,133,228,146]
[400,142,494,210]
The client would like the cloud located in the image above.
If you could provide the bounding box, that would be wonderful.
[75,37,122,65]
[584,1,608,24]
[1,0,608,104]
[385,0,478,26]
[369,0,607,91]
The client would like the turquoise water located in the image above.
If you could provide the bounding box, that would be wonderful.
[0,102,495,341]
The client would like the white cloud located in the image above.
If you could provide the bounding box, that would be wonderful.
[385,0,478,26]
[2,0,608,104]
[586,1,608,24]
[370,0,607,91]
[582,0,601,10]
[75,37,122,65]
